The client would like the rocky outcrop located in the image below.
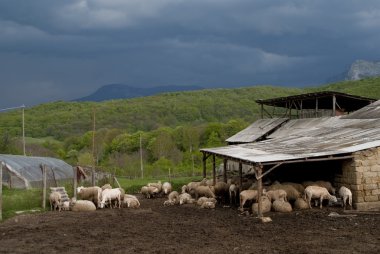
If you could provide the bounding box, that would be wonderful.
[346,60,380,80]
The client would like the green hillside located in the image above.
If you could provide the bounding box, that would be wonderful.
[1,77,379,178]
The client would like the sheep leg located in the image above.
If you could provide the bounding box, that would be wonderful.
[319,197,323,209]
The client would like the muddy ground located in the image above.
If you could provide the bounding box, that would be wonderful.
[0,195,379,254]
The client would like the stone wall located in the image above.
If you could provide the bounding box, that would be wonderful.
[335,147,380,210]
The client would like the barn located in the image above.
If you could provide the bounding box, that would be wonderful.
[201,92,380,211]
[0,154,74,189]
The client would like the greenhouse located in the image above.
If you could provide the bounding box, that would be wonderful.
[0,154,74,189]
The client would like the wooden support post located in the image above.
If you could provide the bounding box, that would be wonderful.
[92,167,95,187]
[238,163,243,191]
[202,153,207,179]
[332,95,336,116]
[260,103,264,119]
[223,159,227,183]
[73,166,77,200]
[315,98,318,117]
[0,162,3,221]
[212,155,216,185]
[42,165,47,209]
[256,165,263,218]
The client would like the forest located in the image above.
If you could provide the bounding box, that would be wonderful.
[1,77,380,178]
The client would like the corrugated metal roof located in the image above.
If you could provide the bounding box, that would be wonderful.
[201,100,380,164]
[226,118,288,143]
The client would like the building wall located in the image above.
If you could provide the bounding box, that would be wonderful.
[336,147,380,210]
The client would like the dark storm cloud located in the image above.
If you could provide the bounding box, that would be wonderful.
[1,0,380,108]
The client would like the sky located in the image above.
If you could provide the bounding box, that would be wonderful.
[1,0,380,109]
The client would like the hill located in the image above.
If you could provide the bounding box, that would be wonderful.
[74,84,204,102]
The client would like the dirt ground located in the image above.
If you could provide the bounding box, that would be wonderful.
[0,195,379,254]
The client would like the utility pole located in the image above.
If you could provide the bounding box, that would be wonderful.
[140,133,144,179]
[92,107,96,186]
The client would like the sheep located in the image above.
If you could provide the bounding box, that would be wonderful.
[179,193,195,205]
[272,200,293,213]
[162,182,172,195]
[239,190,258,210]
[267,183,301,202]
[77,186,102,208]
[49,191,62,212]
[164,191,180,206]
[101,183,112,190]
[194,185,216,200]
[100,188,121,209]
[187,181,201,197]
[263,189,287,202]
[302,180,336,195]
[252,196,272,215]
[201,201,216,209]
[213,182,230,204]
[196,197,217,207]
[281,182,305,194]
[141,186,159,199]
[304,186,338,209]
[294,197,309,210]
[71,199,97,212]
[61,201,70,211]
[229,184,238,205]
[338,186,352,209]
[147,181,162,193]
[181,185,188,194]
[123,194,140,209]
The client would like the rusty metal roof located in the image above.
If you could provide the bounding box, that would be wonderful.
[255,91,375,112]
[226,118,288,143]
[201,100,380,165]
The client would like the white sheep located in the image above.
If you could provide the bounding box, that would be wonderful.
[71,199,97,212]
[229,184,238,205]
[304,186,338,209]
[181,185,188,194]
[123,194,140,209]
[141,186,159,199]
[267,183,300,202]
[201,201,216,209]
[196,197,217,207]
[338,186,352,209]
[194,185,216,199]
[252,196,272,215]
[165,191,180,206]
[179,193,195,205]
[239,190,258,210]
[162,182,172,195]
[272,200,293,213]
[147,181,162,193]
[77,186,102,208]
[61,201,70,211]
[49,191,62,212]
[302,181,336,195]
[263,189,287,202]
[100,188,121,209]
[294,197,309,210]
[101,183,112,190]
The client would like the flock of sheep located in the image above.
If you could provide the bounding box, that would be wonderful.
[49,177,353,216]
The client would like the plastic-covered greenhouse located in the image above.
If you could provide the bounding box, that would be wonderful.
[0,154,74,189]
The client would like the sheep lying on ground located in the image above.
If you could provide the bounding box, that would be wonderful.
[100,188,121,209]
[304,186,338,209]
[272,200,292,213]
[195,186,215,199]
[196,197,217,207]
[282,182,305,194]
[267,184,300,202]
[123,194,140,208]
[338,186,352,209]
[181,185,188,194]
[163,191,180,206]
[49,191,62,212]
[229,184,238,205]
[77,186,102,208]
[179,193,195,205]
[201,201,216,209]
[252,196,272,215]
[264,189,287,202]
[239,190,258,210]
[141,186,159,199]
[294,197,309,210]
[71,199,97,212]
[162,182,172,195]
[147,181,162,193]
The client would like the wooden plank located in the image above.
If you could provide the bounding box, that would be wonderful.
[257,165,263,218]
[41,165,47,209]
[212,155,216,185]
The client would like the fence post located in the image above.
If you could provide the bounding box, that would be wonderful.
[0,162,3,221]
[41,164,47,209]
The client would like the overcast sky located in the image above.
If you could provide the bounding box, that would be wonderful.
[1,0,380,108]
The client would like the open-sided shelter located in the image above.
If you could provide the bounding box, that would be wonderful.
[0,154,74,189]
[201,95,380,211]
